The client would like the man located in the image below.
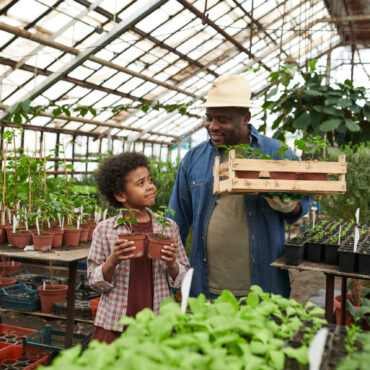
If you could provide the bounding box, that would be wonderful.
[168,74,312,299]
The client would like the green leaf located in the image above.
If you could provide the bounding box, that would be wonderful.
[345,119,360,132]
[246,292,259,308]
[269,350,285,370]
[336,98,352,108]
[21,100,30,113]
[303,89,322,97]
[322,106,344,117]
[65,164,74,169]
[13,113,22,125]
[320,118,342,131]
[293,112,311,130]
[309,59,318,71]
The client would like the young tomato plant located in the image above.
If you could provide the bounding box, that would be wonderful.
[117,208,140,232]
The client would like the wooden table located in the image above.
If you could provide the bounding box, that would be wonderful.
[0,243,90,348]
[272,256,370,324]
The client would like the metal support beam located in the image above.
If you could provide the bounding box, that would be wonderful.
[74,0,218,78]
[0,0,167,121]
[177,0,271,72]
[0,103,180,140]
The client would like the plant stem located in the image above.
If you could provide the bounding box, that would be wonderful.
[62,139,69,200]
[2,140,8,226]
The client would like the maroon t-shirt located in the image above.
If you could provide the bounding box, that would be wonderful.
[91,219,153,343]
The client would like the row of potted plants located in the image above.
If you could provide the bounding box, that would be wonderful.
[285,219,369,273]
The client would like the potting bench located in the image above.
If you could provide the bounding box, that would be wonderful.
[272,256,370,325]
[0,243,90,348]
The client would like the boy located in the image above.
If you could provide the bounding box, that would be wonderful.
[88,152,190,343]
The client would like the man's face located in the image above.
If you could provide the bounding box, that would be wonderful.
[204,107,251,146]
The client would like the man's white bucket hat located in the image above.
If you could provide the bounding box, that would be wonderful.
[198,74,259,109]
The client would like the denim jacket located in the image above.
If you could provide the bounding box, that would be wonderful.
[168,124,313,298]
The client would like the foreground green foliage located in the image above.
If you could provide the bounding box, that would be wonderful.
[43,286,326,370]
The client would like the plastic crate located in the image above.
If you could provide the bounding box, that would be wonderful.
[25,325,91,353]
[0,324,37,345]
[91,297,100,319]
[1,283,40,311]
[0,344,50,369]
[0,342,18,360]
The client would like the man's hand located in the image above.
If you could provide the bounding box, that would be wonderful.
[161,243,179,279]
[264,196,301,215]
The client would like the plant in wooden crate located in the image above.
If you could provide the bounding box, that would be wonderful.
[116,208,145,258]
[147,206,175,259]
[261,59,369,146]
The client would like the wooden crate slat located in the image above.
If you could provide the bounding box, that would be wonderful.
[232,158,347,174]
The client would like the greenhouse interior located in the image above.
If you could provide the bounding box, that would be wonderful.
[0,0,369,368]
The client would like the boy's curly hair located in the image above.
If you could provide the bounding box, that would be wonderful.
[95,152,149,208]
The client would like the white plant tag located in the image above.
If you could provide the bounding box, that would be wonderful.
[25,219,28,231]
[43,281,46,290]
[77,215,80,230]
[11,260,14,266]
[103,209,108,220]
[312,207,316,229]
[355,208,360,224]
[36,217,40,235]
[2,211,5,226]
[309,328,328,370]
[12,215,16,233]
[181,268,194,314]
[57,213,62,228]
[8,209,11,224]
[338,225,342,246]
[354,227,359,252]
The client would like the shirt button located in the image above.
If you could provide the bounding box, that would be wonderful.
[203,257,207,262]
[193,181,196,184]
[252,235,255,240]
[249,212,252,216]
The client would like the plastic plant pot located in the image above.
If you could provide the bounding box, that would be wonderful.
[118,233,146,258]
[32,233,54,252]
[10,231,32,249]
[37,284,68,314]
[147,233,175,259]
[323,244,340,265]
[45,229,64,248]
[338,246,358,273]
[79,226,90,243]
[285,243,305,266]
[358,250,370,275]
[305,241,324,263]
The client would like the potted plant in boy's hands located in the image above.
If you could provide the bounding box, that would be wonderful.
[147,206,175,259]
[117,208,145,258]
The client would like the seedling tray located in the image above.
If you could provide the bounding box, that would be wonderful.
[25,325,91,353]
[0,324,37,345]
[213,150,347,195]
[323,243,340,265]
[52,299,92,319]
[305,242,324,263]
[0,344,50,369]
[285,243,305,266]
[338,248,358,273]
[1,283,40,311]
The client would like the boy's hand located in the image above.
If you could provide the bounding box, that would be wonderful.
[161,243,179,280]
[161,243,178,267]
[109,238,136,266]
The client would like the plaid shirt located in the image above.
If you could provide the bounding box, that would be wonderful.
[87,208,190,331]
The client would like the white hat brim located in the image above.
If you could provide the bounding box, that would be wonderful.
[196,101,260,109]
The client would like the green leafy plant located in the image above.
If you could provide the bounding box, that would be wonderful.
[294,135,326,160]
[156,205,175,235]
[262,60,369,146]
[117,208,140,232]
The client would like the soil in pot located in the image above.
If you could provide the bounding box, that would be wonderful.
[79,225,90,243]
[63,228,81,247]
[147,233,175,259]
[32,233,54,252]
[9,230,32,249]
[37,284,68,313]
[118,233,146,258]
[45,229,64,248]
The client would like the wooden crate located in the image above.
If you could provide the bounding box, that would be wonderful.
[213,150,346,195]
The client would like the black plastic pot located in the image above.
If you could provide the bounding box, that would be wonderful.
[285,243,305,266]
[358,249,370,275]
[338,246,358,273]
[305,241,324,263]
[323,243,340,265]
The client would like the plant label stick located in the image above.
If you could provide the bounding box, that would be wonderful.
[103,209,108,220]
[308,328,328,370]
[338,225,342,246]
[353,227,359,253]
[355,208,360,224]
[36,217,40,236]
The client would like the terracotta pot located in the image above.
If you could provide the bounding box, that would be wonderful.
[302,173,327,181]
[45,229,64,248]
[79,225,90,243]
[0,261,21,276]
[10,231,32,248]
[4,226,14,245]
[147,233,175,259]
[0,277,16,303]
[88,223,97,241]
[334,294,370,331]
[0,225,7,243]
[32,233,54,252]
[63,228,81,247]
[236,171,259,179]
[38,284,68,313]
[118,233,146,258]
[270,172,299,180]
